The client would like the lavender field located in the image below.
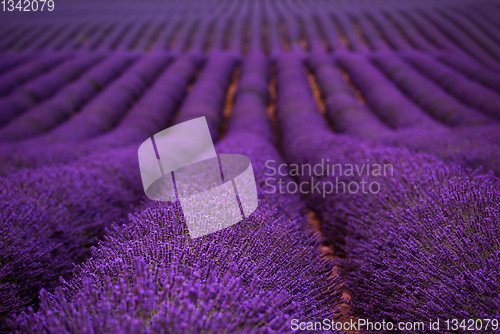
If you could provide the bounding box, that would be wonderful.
[1,0,500,333]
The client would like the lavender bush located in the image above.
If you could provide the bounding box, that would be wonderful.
[18,259,308,334]
[345,168,500,332]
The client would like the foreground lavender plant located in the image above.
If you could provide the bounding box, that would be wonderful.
[345,169,500,332]
[0,147,145,331]
[18,258,308,334]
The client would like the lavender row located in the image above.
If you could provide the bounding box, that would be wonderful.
[367,11,412,51]
[336,52,442,130]
[0,54,70,97]
[0,54,137,143]
[468,6,500,47]
[16,202,337,333]
[275,54,347,247]
[307,54,500,175]
[13,55,339,333]
[440,9,500,63]
[41,53,171,143]
[0,53,232,180]
[0,147,145,332]
[421,10,500,70]
[401,11,462,54]
[0,54,104,127]
[274,55,500,328]
[99,55,201,145]
[307,53,390,139]
[403,51,500,119]
[18,258,313,333]
[384,11,437,53]
[224,55,274,142]
[0,54,34,76]
[342,159,500,330]
[174,52,237,140]
[2,3,497,55]
[334,14,368,53]
[354,13,391,52]
[371,53,492,126]
[2,55,200,179]
[437,52,500,94]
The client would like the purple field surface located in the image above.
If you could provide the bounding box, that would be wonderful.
[1,0,500,333]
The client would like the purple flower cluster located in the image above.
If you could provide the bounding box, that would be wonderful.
[19,258,307,334]
[16,201,336,333]
[345,169,500,330]
[0,147,145,331]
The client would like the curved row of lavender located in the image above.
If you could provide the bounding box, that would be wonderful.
[14,55,340,333]
[2,49,497,178]
[308,51,500,177]
[275,54,500,332]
